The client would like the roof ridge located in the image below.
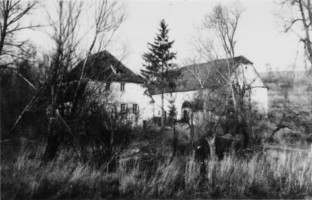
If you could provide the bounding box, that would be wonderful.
[181,55,252,70]
[71,50,144,84]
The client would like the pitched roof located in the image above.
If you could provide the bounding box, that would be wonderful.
[150,56,253,95]
[70,50,144,84]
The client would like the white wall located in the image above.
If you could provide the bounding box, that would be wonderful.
[151,63,269,120]
[250,87,268,113]
[87,63,268,125]
[116,82,155,122]
[238,64,269,113]
[88,81,154,124]
[152,90,198,120]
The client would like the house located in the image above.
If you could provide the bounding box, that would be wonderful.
[70,50,154,125]
[150,56,268,122]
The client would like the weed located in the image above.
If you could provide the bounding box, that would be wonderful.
[1,143,312,199]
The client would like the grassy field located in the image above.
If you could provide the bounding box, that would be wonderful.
[1,140,312,199]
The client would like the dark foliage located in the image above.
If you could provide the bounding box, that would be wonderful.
[269,100,312,137]
[141,19,178,90]
[215,135,233,160]
[194,137,210,174]
[0,61,37,133]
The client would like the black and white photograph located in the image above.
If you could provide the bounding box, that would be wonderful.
[1,0,312,199]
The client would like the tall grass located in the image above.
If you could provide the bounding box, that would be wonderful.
[2,144,312,199]
[118,147,312,198]
[1,144,119,199]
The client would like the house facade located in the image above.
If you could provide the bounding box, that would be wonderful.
[71,51,154,125]
[150,56,268,122]
[71,53,268,126]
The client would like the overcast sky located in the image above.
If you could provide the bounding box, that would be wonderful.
[26,0,308,73]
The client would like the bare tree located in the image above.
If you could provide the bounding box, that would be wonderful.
[8,0,126,161]
[0,0,39,65]
[42,0,125,160]
[189,2,245,114]
[187,2,261,151]
[277,0,312,136]
[203,2,244,58]
[0,0,41,95]
[72,0,125,112]
[278,0,312,70]
[268,99,311,140]
[40,0,85,160]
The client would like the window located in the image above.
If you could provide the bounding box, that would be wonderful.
[105,82,111,91]
[133,104,138,114]
[121,104,126,113]
[120,83,125,91]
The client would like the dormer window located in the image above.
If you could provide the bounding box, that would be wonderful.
[105,82,111,91]
[120,83,125,91]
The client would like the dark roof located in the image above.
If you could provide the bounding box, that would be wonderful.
[150,56,253,95]
[70,50,144,84]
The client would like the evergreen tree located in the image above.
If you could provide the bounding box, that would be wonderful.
[141,19,178,128]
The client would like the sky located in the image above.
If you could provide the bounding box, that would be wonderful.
[25,0,308,73]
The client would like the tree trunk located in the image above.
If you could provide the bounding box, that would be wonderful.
[43,119,59,161]
[161,91,164,130]
[190,112,194,147]
[43,86,59,161]
[172,121,177,158]
[43,135,59,161]
[298,0,312,66]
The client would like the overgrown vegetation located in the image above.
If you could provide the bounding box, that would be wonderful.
[1,1,312,199]
[2,140,312,199]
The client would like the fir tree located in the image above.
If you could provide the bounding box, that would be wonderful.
[141,20,176,83]
[141,19,178,128]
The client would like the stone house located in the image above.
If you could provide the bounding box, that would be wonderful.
[70,50,154,125]
[71,53,268,126]
[150,56,268,122]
